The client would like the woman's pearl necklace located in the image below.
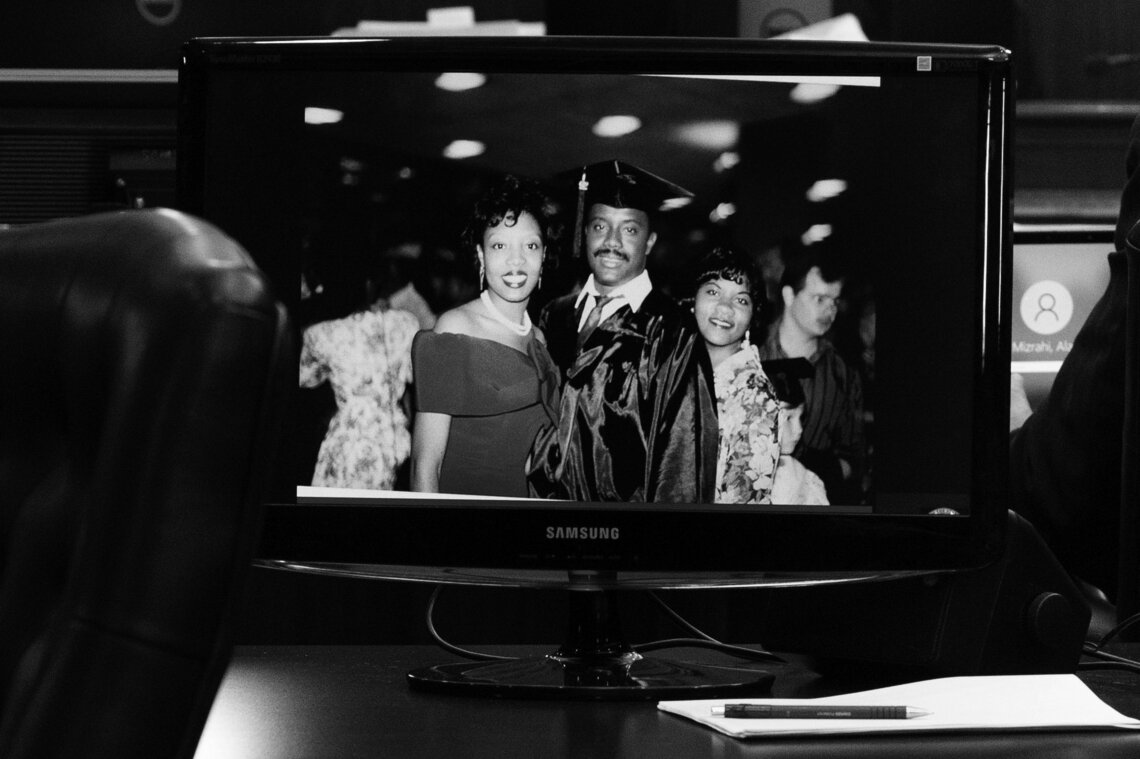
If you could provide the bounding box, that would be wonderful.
[480,290,532,336]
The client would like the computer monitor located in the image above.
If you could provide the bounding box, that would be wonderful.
[178,35,1012,697]
[1011,223,1116,410]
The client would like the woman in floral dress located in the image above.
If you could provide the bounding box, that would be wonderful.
[691,247,781,504]
[299,294,419,490]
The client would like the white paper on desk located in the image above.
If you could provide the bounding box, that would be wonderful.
[658,674,1140,738]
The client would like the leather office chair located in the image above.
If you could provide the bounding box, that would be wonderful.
[0,209,291,758]
[1120,218,1140,632]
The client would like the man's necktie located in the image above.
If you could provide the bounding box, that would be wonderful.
[577,294,619,350]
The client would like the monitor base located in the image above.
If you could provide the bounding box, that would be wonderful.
[407,573,774,700]
[407,651,773,700]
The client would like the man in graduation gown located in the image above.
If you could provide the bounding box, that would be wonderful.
[527,160,718,503]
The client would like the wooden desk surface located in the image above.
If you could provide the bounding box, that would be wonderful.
[194,645,1140,759]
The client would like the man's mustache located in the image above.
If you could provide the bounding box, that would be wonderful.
[592,247,629,261]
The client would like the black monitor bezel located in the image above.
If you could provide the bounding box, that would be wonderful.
[178,35,1012,577]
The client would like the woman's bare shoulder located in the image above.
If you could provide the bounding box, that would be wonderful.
[433,301,480,336]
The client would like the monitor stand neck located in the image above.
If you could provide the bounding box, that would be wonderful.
[554,571,634,661]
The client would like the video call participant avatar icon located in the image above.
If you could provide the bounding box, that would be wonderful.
[528,160,719,503]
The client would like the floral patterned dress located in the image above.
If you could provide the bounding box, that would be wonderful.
[770,454,829,505]
[299,308,419,489]
[713,344,780,504]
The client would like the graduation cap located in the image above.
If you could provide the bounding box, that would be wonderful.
[564,160,694,256]
[760,358,813,406]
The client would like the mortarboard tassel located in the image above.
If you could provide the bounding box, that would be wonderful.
[573,166,588,258]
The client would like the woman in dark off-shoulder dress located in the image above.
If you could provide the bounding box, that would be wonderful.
[411,175,561,498]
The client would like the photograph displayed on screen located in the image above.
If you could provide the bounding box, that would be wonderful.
[277,66,987,517]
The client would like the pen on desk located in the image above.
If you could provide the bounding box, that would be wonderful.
[710,704,931,720]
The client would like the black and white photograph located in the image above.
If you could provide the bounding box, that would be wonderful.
[279,64,995,514]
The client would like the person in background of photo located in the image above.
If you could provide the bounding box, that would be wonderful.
[758,245,865,503]
[765,358,829,506]
[369,239,438,332]
[411,174,561,498]
[690,247,780,505]
[299,268,419,490]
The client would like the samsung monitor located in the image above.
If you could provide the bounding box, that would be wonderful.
[178,35,1012,698]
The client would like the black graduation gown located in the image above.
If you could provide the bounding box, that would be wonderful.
[529,291,718,503]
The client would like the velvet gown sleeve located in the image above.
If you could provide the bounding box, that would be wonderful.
[414,332,480,415]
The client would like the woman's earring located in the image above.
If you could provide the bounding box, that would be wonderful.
[478,261,486,291]
[742,328,751,349]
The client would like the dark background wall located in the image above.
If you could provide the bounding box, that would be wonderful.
[0,2,545,68]
[3,1,1137,227]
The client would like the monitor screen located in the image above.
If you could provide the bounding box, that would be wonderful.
[178,36,1011,584]
[1011,224,1115,410]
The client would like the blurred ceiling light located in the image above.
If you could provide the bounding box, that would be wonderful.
[806,178,848,202]
[801,223,833,246]
[592,115,642,138]
[339,156,363,186]
[650,73,878,88]
[714,151,741,173]
[304,107,343,125]
[710,202,737,223]
[660,196,694,211]
[790,82,841,103]
[435,72,486,91]
[675,120,739,151]
[443,139,485,160]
